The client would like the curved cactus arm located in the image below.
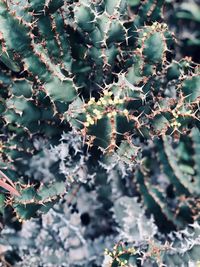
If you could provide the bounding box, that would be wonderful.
[9,181,67,221]
[104,223,200,267]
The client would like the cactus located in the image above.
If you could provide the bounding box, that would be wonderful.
[0,0,199,222]
[104,197,200,267]
[113,196,157,243]
[103,222,200,267]
[0,0,199,161]
[0,0,199,266]
[0,185,116,267]
[135,127,200,231]
[67,59,200,151]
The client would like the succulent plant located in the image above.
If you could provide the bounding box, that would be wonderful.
[0,183,116,267]
[134,126,200,232]
[104,198,200,267]
[0,0,199,266]
[103,222,200,267]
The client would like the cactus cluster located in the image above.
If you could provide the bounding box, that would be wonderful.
[103,222,200,267]
[0,0,200,266]
[135,127,200,231]
[0,182,116,267]
[102,196,200,267]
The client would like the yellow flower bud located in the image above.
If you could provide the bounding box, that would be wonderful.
[112,111,117,116]
[89,119,94,125]
[88,97,95,105]
[97,114,102,120]
[123,109,129,116]
[93,109,101,115]
[104,90,112,96]
[113,98,119,104]
[86,114,91,119]
[101,99,107,105]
